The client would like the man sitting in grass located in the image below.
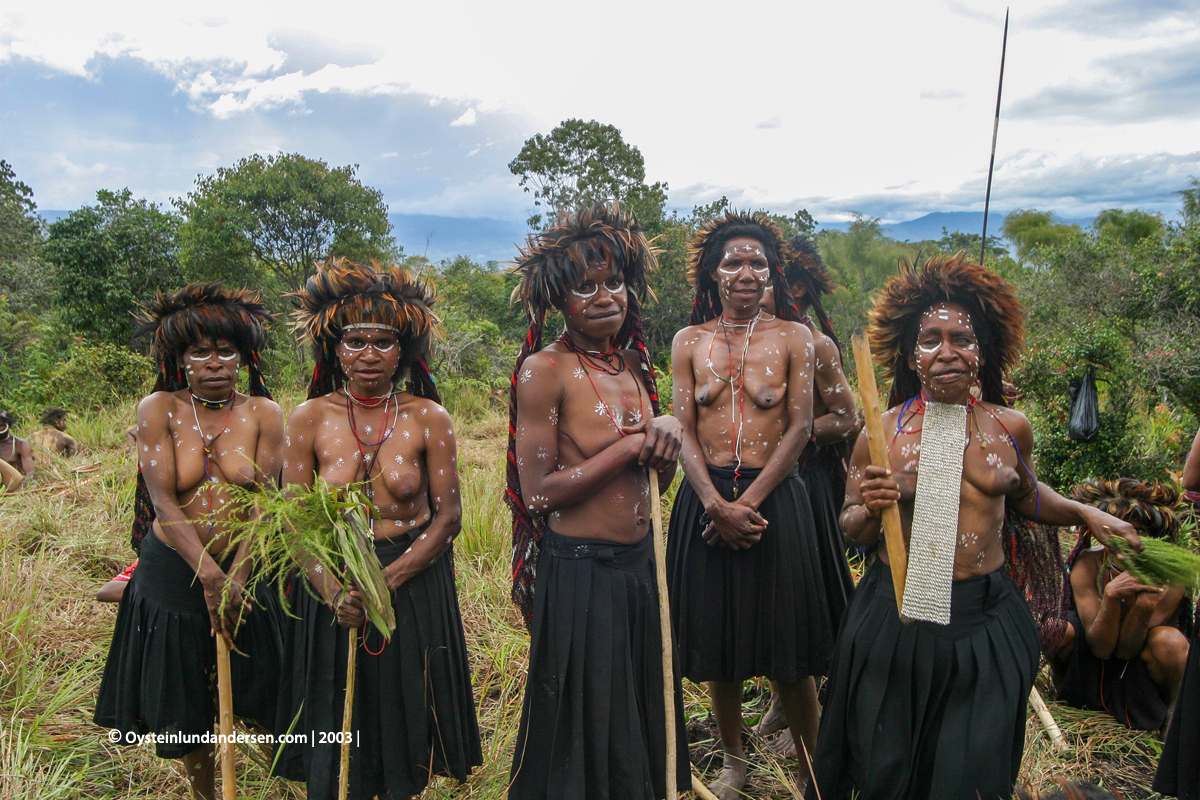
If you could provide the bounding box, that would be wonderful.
[31,406,79,458]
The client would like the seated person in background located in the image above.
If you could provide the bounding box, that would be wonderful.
[1054,478,1190,732]
[97,561,137,603]
[31,407,79,458]
[0,410,34,479]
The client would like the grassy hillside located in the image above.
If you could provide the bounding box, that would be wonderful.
[0,396,1167,798]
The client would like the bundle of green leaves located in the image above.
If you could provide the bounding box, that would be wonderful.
[1110,536,1200,592]
[218,477,396,639]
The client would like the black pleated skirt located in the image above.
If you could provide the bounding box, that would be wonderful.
[807,560,1039,800]
[509,530,690,800]
[1154,626,1200,799]
[273,532,482,800]
[93,528,285,758]
[666,463,834,684]
[801,444,854,631]
[1056,609,1168,730]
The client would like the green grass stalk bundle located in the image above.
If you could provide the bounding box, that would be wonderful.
[219,477,396,639]
[1110,535,1200,591]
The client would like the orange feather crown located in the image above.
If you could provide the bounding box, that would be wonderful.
[867,253,1024,407]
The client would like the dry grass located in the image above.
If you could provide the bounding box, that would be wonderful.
[0,398,1171,798]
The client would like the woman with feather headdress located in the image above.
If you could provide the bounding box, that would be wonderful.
[755,235,862,754]
[505,203,688,800]
[93,282,284,800]
[668,211,833,798]
[274,258,480,800]
[806,254,1140,800]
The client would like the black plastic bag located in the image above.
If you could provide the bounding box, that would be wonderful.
[1068,367,1099,442]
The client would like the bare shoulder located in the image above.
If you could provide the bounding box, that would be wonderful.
[407,395,453,426]
[240,394,281,417]
[136,390,178,420]
[521,348,569,382]
[980,402,1032,435]
[671,322,709,350]
[812,329,840,362]
[286,396,326,427]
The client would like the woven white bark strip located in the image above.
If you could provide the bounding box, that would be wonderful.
[900,401,967,625]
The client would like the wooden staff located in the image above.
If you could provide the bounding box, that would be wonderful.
[1029,686,1068,753]
[850,329,908,613]
[339,627,358,800]
[648,469,678,800]
[691,775,720,800]
[215,634,237,800]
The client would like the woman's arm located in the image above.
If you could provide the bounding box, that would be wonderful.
[137,393,243,639]
[812,335,860,445]
[1184,427,1200,493]
[228,399,285,590]
[281,401,345,608]
[383,402,463,591]
[672,327,766,548]
[515,352,647,516]
[737,322,815,510]
[1003,409,1142,552]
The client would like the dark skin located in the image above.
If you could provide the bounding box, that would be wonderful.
[1055,538,1189,715]
[842,302,1142,581]
[671,236,818,798]
[31,414,79,458]
[1184,427,1200,493]
[0,421,34,478]
[284,327,462,639]
[515,259,681,543]
[135,335,283,800]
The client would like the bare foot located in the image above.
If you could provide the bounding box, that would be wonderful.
[752,694,787,738]
[767,728,798,758]
[709,756,748,800]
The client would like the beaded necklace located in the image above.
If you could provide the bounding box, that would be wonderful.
[342,389,397,509]
[189,392,236,533]
[706,312,762,493]
[557,335,644,435]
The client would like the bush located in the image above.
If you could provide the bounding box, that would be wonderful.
[46,343,152,412]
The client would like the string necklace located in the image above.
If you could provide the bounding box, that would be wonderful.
[190,392,236,532]
[707,312,761,493]
[558,336,644,435]
[346,387,397,408]
[189,388,235,410]
[343,389,397,508]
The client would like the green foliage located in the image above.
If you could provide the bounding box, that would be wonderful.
[1178,177,1200,226]
[1093,208,1165,246]
[47,342,153,410]
[0,160,53,313]
[177,153,397,295]
[508,119,668,230]
[1110,536,1200,591]
[223,478,395,639]
[43,189,183,346]
[931,226,1007,259]
[434,256,525,343]
[1000,209,1083,263]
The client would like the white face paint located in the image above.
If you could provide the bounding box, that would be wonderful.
[569,276,625,299]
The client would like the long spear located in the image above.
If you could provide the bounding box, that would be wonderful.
[979,8,1010,265]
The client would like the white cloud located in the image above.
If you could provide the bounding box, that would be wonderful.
[450,107,477,127]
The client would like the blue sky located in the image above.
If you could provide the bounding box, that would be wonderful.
[2,0,1198,229]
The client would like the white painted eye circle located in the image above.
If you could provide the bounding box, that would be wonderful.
[569,278,624,299]
[341,339,398,353]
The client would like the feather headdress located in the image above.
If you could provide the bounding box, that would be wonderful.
[507,202,662,627]
[687,210,802,324]
[868,253,1024,408]
[130,282,274,553]
[784,234,839,346]
[291,258,441,402]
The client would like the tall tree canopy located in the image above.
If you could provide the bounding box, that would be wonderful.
[508,119,668,230]
[1000,209,1082,262]
[44,189,184,346]
[177,153,397,293]
[0,160,53,311]
[1093,208,1165,246]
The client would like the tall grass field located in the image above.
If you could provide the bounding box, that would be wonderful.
[0,393,1170,798]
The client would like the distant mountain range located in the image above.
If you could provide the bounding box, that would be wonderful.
[37,209,1100,265]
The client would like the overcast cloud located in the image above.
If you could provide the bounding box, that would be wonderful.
[2,0,1198,227]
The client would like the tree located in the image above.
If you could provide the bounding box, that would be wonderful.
[0,160,53,311]
[44,189,184,346]
[932,227,1007,260]
[177,153,397,294]
[1178,177,1200,226]
[768,210,818,240]
[1093,208,1165,246]
[508,119,668,230]
[1000,209,1082,263]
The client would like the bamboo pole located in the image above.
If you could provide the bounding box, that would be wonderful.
[649,469,678,800]
[850,329,909,613]
[215,634,237,800]
[691,775,720,800]
[1029,686,1068,753]
[339,627,358,800]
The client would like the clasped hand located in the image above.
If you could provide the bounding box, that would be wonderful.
[203,573,251,646]
[332,581,367,628]
[620,415,683,471]
[701,499,767,549]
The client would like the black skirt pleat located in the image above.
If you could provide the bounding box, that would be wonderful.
[801,444,854,630]
[93,529,285,759]
[1154,626,1200,799]
[807,560,1040,800]
[508,530,690,800]
[274,532,482,800]
[1056,609,1168,730]
[666,464,834,683]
